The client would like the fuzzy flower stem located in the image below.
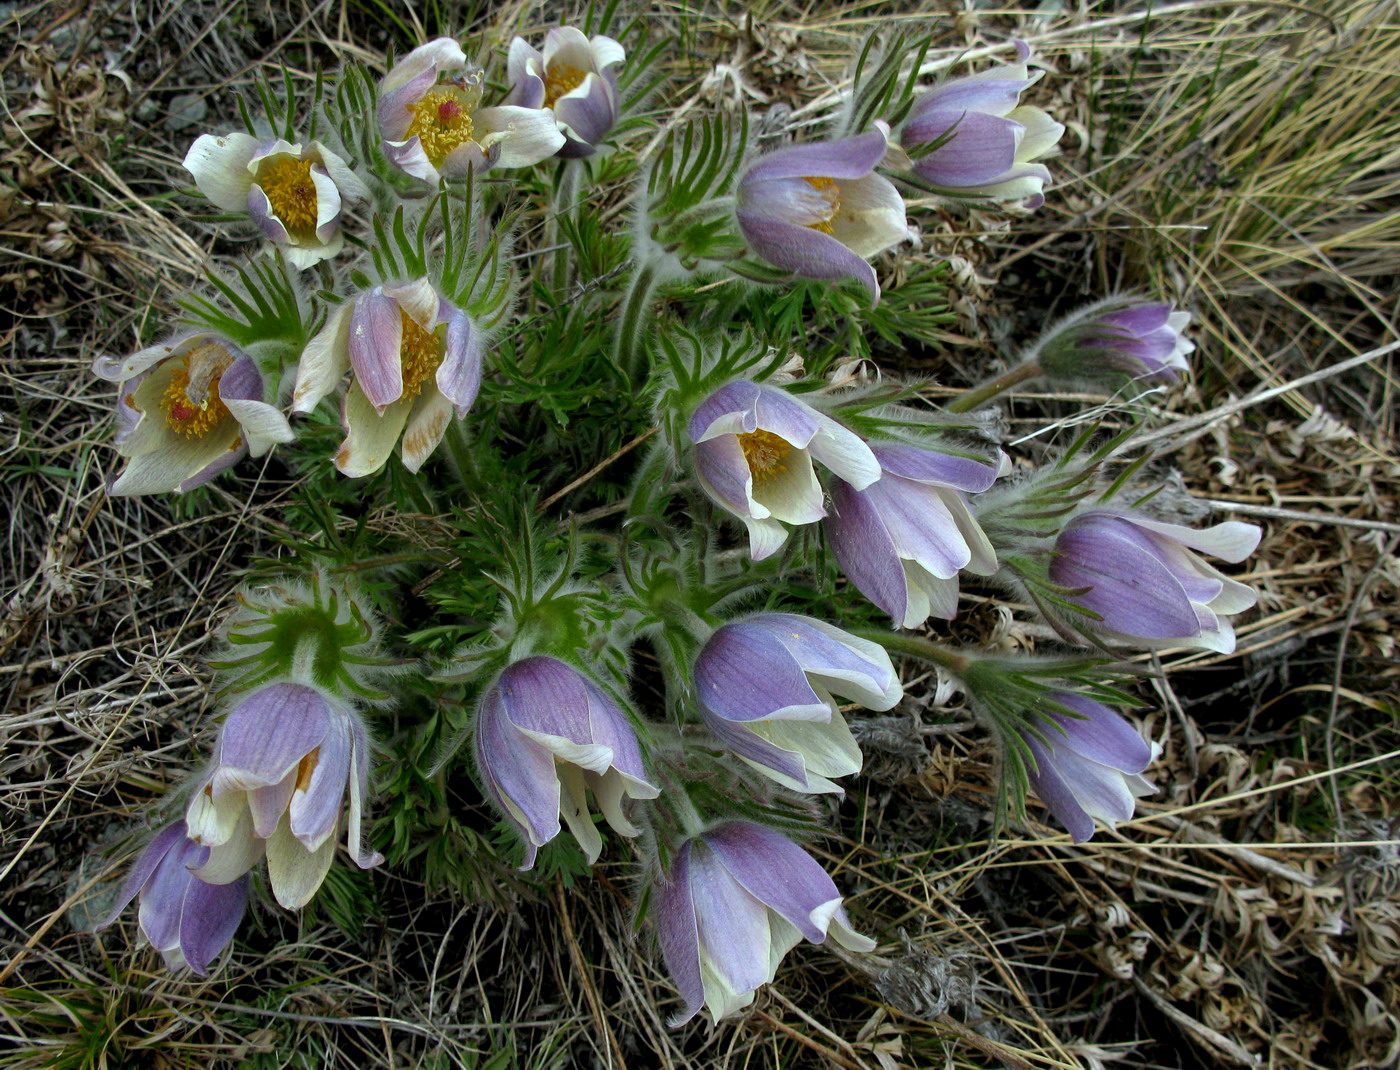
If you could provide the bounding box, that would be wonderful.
[617,259,660,386]
[549,158,585,297]
[946,361,1043,414]
[851,629,971,676]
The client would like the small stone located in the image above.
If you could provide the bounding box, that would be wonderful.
[164,93,207,132]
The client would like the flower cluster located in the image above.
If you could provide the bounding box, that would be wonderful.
[84,24,1269,1038]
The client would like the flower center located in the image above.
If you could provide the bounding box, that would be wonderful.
[294,747,320,794]
[161,341,234,437]
[544,62,589,108]
[400,308,443,398]
[802,175,842,235]
[737,429,792,482]
[407,88,477,167]
[257,157,319,236]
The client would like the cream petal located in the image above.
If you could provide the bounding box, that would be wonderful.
[265,817,337,909]
[398,387,455,474]
[382,277,439,329]
[557,761,603,864]
[189,807,264,885]
[314,142,370,205]
[293,302,353,413]
[223,397,293,457]
[309,167,343,244]
[183,132,259,211]
[284,232,343,269]
[335,383,412,478]
[474,105,567,167]
[827,174,907,259]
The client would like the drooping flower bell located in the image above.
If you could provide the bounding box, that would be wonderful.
[183,135,370,268]
[506,27,624,158]
[292,278,484,478]
[896,41,1064,208]
[92,332,294,496]
[1022,693,1160,843]
[474,656,660,869]
[655,820,876,1025]
[1037,298,1195,385]
[1048,510,1261,654]
[735,124,907,301]
[96,821,249,976]
[687,380,880,561]
[377,37,565,182]
[184,682,382,910]
[827,444,1000,627]
[694,613,901,794]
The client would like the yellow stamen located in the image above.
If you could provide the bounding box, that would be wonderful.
[294,748,320,793]
[161,341,234,438]
[802,175,841,235]
[399,308,444,399]
[737,429,793,482]
[257,157,319,236]
[406,88,477,167]
[544,62,589,108]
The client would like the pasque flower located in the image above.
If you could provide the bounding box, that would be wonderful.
[506,27,624,158]
[736,125,907,301]
[183,134,370,268]
[292,278,484,478]
[827,444,1000,627]
[695,613,901,794]
[184,682,382,910]
[475,656,660,869]
[1049,510,1261,654]
[93,332,294,496]
[688,380,880,561]
[897,41,1064,208]
[97,821,248,976]
[1038,299,1195,385]
[378,37,565,182]
[1024,693,1159,843]
[655,820,876,1025]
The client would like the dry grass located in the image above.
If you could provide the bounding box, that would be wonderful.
[2,0,1397,1067]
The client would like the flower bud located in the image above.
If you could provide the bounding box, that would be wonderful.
[1037,298,1195,385]
[827,444,1000,627]
[896,41,1063,208]
[1049,510,1261,654]
[655,820,875,1025]
[736,124,907,301]
[474,656,659,869]
[1022,693,1160,843]
[694,613,900,794]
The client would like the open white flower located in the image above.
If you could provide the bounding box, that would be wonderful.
[183,135,370,268]
[292,278,484,478]
[378,38,564,182]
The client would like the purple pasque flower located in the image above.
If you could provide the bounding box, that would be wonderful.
[377,37,565,182]
[475,656,660,870]
[506,27,624,158]
[1024,693,1160,843]
[897,41,1064,208]
[92,332,294,496]
[184,682,382,910]
[827,444,1000,627]
[1049,510,1261,654]
[96,821,248,976]
[1041,299,1195,384]
[688,380,880,561]
[292,278,484,478]
[694,613,901,794]
[736,124,907,301]
[183,134,370,268]
[655,820,875,1025]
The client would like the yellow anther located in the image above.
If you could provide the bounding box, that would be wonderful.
[161,342,234,437]
[406,88,477,167]
[737,429,793,482]
[257,157,319,236]
[294,748,320,793]
[399,308,443,399]
[544,62,589,108]
[802,175,842,235]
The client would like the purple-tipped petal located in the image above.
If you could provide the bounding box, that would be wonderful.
[435,303,483,414]
[695,623,829,723]
[742,129,889,185]
[701,710,814,788]
[180,873,249,976]
[288,716,353,851]
[686,839,773,995]
[702,821,837,943]
[736,214,880,301]
[827,478,910,626]
[216,684,332,790]
[906,111,1025,187]
[1051,521,1203,639]
[655,845,705,1025]
[475,685,562,858]
[757,614,900,710]
[97,822,190,929]
[872,444,1001,492]
[911,77,1034,121]
[1044,692,1153,773]
[1026,736,1095,843]
[349,289,406,411]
